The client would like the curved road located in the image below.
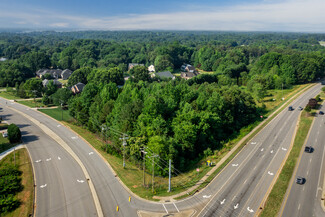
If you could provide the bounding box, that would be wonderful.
[0,83,324,217]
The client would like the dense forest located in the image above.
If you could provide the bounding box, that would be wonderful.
[1,31,325,173]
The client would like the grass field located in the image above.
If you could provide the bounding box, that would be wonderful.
[0,149,34,217]
[197,69,214,74]
[0,92,21,100]
[18,99,47,108]
[38,107,74,122]
[260,110,314,216]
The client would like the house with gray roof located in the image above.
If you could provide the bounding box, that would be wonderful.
[42,79,62,88]
[36,69,63,79]
[62,69,73,80]
[128,63,144,71]
[181,71,199,80]
[71,83,86,94]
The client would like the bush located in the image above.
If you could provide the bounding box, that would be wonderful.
[204,148,213,157]
[0,194,21,213]
[7,124,21,143]
[0,165,22,214]
[305,104,312,112]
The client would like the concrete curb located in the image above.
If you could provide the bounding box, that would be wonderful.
[7,105,104,217]
[0,143,25,160]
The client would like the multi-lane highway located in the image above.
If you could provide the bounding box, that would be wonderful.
[1,83,324,217]
[0,104,97,216]
[197,83,323,217]
[280,105,325,217]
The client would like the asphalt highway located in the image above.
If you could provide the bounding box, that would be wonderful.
[0,103,97,217]
[280,105,325,217]
[0,83,324,217]
[197,83,323,217]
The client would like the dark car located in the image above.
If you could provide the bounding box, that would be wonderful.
[304,146,313,153]
[288,106,294,111]
[296,176,306,185]
[319,111,324,115]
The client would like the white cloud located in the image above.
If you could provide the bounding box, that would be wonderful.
[0,0,325,32]
[49,23,70,28]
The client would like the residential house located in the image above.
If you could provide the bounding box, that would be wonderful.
[36,69,63,79]
[148,65,155,73]
[42,79,62,88]
[181,64,195,73]
[128,63,144,71]
[71,83,86,94]
[155,71,175,80]
[181,71,200,80]
[0,57,7,62]
[61,69,73,80]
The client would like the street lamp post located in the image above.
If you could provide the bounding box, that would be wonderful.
[101,125,108,152]
[32,90,37,108]
[61,102,63,121]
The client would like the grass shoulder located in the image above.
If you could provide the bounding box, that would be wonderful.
[0,148,34,217]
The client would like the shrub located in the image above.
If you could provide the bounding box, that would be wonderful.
[304,104,312,112]
[0,194,21,213]
[7,124,21,143]
[204,148,213,157]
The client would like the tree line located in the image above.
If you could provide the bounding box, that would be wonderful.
[1,31,325,173]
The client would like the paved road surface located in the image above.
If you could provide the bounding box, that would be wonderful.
[198,84,322,217]
[0,105,97,217]
[280,106,325,217]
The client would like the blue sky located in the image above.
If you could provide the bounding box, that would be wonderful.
[1,0,325,32]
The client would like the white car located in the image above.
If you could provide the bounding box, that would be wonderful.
[2,131,8,137]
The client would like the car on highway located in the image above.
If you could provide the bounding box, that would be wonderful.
[288,106,294,111]
[298,106,303,111]
[296,176,306,185]
[319,111,324,115]
[304,146,313,153]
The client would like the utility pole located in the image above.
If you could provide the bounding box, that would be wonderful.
[149,154,159,193]
[168,159,171,192]
[141,148,147,187]
[122,134,127,168]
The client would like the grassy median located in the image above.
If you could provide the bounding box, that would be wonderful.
[260,110,314,217]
